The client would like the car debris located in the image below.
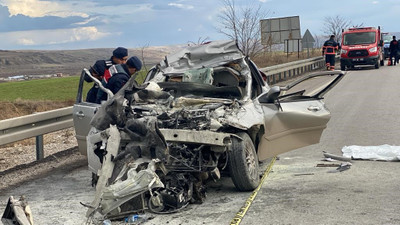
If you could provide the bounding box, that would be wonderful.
[327,162,352,173]
[1,195,34,225]
[293,173,314,176]
[72,40,345,222]
[316,163,341,167]
[323,151,352,162]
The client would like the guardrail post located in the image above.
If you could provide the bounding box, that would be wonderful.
[36,135,44,160]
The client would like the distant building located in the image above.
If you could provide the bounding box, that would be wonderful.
[8,75,25,80]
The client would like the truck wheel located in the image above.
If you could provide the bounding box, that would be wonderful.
[340,64,346,71]
[375,61,380,69]
[228,132,259,191]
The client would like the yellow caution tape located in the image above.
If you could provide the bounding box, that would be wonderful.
[230,156,276,225]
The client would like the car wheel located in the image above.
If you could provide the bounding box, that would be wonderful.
[380,59,384,66]
[228,132,259,191]
[340,64,346,71]
[375,61,380,69]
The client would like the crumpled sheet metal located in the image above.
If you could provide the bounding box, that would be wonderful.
[1,196,34,225]
[159,40,244,75]
[100,160,164,215]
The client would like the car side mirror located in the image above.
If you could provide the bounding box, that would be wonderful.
[259,86,281,103]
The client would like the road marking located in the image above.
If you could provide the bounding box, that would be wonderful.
[230,156,276,225]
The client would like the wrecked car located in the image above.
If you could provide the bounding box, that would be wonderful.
[73,40,344,220]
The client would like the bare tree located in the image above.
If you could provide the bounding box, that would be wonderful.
[140,43,149,72]
[187,37,210,46]
[322,15,352,44]
[312,33,323,54]
[217,0,268,57]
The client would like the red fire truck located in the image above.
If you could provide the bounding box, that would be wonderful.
[340,26,384,70]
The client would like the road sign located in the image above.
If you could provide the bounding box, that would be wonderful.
[260,16,301,45]
[302,29,315,48]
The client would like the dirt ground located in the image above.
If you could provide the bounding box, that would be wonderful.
[0,128,82,190]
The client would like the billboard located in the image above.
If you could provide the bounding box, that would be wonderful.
[260,16,301,45]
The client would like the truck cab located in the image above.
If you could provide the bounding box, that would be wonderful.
[340,27,384,70]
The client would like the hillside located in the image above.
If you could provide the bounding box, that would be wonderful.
[0,45,183,78]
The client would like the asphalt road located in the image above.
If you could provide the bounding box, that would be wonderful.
[241,64,400,225]
[1,64,400,225]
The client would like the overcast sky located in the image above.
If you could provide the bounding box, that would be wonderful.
[0,0,399,50]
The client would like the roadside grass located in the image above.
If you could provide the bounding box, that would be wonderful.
[0,76,82,101]
[0,70,149,120]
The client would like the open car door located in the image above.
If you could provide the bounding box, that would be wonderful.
[257,71,345,160]
[72,69,113,155]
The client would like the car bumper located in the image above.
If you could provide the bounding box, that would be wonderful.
[340,55,379,66]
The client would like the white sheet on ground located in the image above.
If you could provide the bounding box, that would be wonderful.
[342,144,400,161]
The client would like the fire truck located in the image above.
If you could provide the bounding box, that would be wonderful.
[340,26,384,70]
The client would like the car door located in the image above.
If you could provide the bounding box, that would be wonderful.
[257,71,345,161]
[73,69,113,156]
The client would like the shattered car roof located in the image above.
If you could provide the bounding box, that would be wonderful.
[155,40,246,74]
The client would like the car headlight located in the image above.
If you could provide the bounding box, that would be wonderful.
[341,49,347,54]
[369,47,377,53]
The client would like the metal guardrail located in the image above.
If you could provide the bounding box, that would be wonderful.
[260,56,325,84]
[0,107,73,160]
[0,56,329,160]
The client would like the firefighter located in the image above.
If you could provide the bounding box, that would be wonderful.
[389,36,398,66]
[322,35,339,71]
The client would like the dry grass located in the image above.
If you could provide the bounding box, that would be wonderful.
[0,99,74,147]
[0,99,74,120]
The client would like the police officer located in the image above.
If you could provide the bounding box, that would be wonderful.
[95,47,129,103]
[85,60,106,103]
[322,35,339,71]
[389,36,398,66]
[105,56,142,95]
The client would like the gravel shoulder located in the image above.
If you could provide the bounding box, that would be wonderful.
[0,128,85,192]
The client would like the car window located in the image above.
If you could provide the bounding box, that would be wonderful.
[246,59,265,99]
[279,72,343,101]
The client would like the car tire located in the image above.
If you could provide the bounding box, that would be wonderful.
[375,61,380,69]
[380,59,384,66]
[228,132,260,191]
[340,64,346,71]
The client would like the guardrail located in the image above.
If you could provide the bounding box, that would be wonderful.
[259,56,327,84]
[0,56,329,160]
[0,107,73,160]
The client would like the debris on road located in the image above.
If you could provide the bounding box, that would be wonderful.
[327,162,352,173]
[293,173,314,176]
[1,195,34,225]
[323,151,352,162]
[342,145,400,161]
[322,157,338,162]
[316,163,341,167]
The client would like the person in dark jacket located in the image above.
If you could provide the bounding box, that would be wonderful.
[389,36,398,66]
[322,35,339,71]
[85,60,106,103]
[105,56,143,95]
[95,47,129,103]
